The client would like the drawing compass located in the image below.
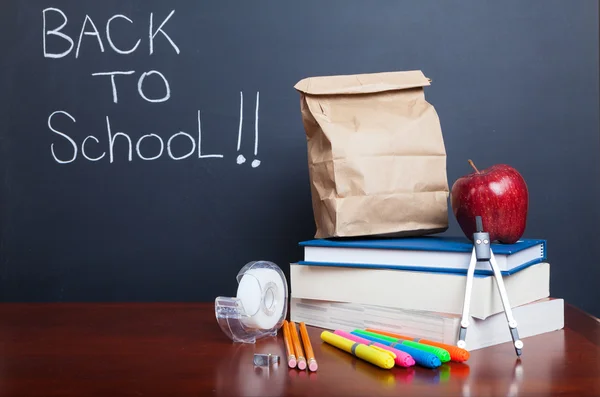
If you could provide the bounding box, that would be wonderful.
[457,216,523,356]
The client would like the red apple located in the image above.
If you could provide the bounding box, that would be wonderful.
[451,160,528,244]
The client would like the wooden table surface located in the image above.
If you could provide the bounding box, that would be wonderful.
[0,303,598,397]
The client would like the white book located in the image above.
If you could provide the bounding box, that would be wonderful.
[290,297,564,351]
[290,262,550,319]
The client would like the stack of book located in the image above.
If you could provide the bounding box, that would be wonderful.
[289,236,564,351]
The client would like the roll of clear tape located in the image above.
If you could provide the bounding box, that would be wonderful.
[215,261,288,343]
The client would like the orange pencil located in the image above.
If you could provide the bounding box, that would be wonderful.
[365,328,470,362]
[299,322,318,372]
[282,320,297,368]
[289,321,307,370]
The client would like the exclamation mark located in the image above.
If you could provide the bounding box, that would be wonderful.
[236,91,246,165]
[251,91,260,168]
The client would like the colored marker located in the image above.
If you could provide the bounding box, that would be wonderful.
[321,331,395,369]
[353,330,450,363]
[350,331,441,369]
[334,330,415,367]
[365,328,470,362]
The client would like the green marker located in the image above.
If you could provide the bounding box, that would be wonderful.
[353,330,451,363]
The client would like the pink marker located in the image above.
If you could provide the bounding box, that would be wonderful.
[334,330,415,367]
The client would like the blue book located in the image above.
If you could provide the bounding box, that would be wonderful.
[298,236,546,275]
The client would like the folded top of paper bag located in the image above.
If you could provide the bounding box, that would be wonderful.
[294,70,431,96]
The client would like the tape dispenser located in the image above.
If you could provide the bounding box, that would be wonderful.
[215,260,288,343]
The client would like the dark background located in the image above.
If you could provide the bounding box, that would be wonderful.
[1,1,599,317]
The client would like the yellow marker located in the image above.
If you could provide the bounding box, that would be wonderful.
[320,331,395,369]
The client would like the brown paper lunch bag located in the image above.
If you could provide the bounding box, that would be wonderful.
[294,70,449,238]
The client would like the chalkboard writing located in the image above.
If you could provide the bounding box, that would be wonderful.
[42,8,261,166]
[42,8,181,57]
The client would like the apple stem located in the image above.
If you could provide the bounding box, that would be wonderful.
[468,159,481,174]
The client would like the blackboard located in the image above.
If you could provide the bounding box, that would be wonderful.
[1,1,599,317]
